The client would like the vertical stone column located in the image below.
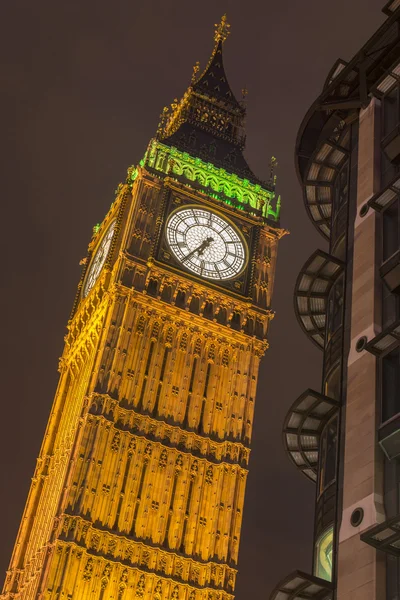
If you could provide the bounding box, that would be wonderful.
[336,99,385,599]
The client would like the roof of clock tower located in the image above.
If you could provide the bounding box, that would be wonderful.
[191,39,241,111]
[157,16,267,189]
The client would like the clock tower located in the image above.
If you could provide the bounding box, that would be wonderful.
[2,16,284,600]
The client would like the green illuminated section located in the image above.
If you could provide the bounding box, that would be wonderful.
[134,139,280,221]
[315,527,333,582]
[127,166,139,182]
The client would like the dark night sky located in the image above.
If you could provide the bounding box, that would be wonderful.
[0,1,385,597]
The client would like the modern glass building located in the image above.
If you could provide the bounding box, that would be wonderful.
[271,2,400,599]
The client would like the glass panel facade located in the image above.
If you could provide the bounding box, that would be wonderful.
[325,366,340,401]
[382,280,400,329]
[331,159,349,254]
[381,84,400,600]
[333,161,349,215]
[383,86,399,138]
[382,348,400,423]
[324,419,338,487]
[318,416,338,497]
[382,86,400,186]
[314,526,334,582]
[383,201,399,262]
[326,275,344,341]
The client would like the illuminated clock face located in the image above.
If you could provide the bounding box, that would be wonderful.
[83,221,116,297]
[165,207,246,280]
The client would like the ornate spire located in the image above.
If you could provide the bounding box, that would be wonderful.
[214,14,230,44]
[159,15,243,144]
[153,15,272,189]
[191,15,240,110]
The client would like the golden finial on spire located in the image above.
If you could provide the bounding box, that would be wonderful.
[214,14,230,44]
[191,61,200,84]
[241,87,248,101]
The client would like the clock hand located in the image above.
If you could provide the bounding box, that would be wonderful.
[198,236,214,255]
[182,237,214,262]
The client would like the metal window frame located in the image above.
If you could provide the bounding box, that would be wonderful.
[302,128,350,241]
[294,250,344,349]
[368,172,400,212]
[364,319,400,357]
[361,514,400,556]
[283,389,340,483]
[269,570,333,600]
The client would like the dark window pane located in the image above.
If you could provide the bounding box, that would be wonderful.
[333,161,349,216]
[318,417,338,495]
[382,153,400,188]
[318,428,327,496]
[383,201,399,261]
[382,348,400,423]
[327,276,344,338]
[382,284,399,329]
[383,87,399,138]
[325,366,341,402]
[323,418,338,489]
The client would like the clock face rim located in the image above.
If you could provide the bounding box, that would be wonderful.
[82,220,116,298]
[164,205,248,282]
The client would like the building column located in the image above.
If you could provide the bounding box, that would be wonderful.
[336,98,385,599]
